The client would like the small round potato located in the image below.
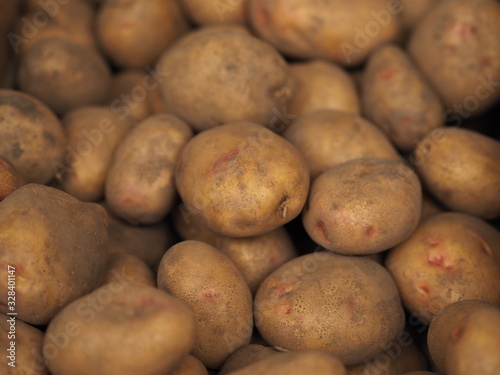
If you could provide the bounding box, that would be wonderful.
[100,252,156,288]
[303,158,422,254]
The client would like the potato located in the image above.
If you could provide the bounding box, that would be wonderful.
[0,89,66,184]
[414,127,500,219]
[303,158,422,255]
[179,0,248,25]
[254,252,405,366]
[157,240,253,369]
[248,0,403,66]
[44,283,196,375]
[175,122,309,237]
[403,373,439,375]
[287,60,360,119]
[362,44,444,151]
[0,184,108,325]
[445,306,500,374]
[347,344,428,375]
[283,110,399,179]
[96,0,189,68]
[427,299,495,373]
[420,191,445,223]
[172,205,219,247]
[106,114,192,224]
[230,350,347,375]
[408,0,500,116]
[148,82,166,114]
[17,38,111,115]
[219,345,280,375]
[0,314,47,375]
[0,156,21,201]
[59,106,133,202]
[216,227,297,295]
[170,355,208,375]
[386,212,500,324]
[101,252,156,288]
[400,0,440,30]
[157,30,295,131]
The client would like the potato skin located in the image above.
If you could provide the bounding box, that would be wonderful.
[0,89,66,184]
[179,0,247,25]
[17,38,111,115]
[0,184,109,325]
[386,212,500,324]
[218,345,280,375]
[96,0,189,68]
[408,0,500,115]
[283,110,399,179]
[362,44,444,151]
[170,355,208,375]
[172,204,219,247]
[0,157,20,201]
[254,252,405,366]
[248,0,403,66]
[176,122,309,237]
[158,30,295,131]
[303,158,422,255]
[287,60,360,118]
[414,127,500,219]
[157,240,253,369]
[44,284,196,375]
[101,252,156,288]
[106,114,192,224]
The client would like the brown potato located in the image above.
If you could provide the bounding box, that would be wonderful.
[303,158,422,255]
[59,106,133,202]
[400,0,440,30]
[414,127,500,219]
[248,0,403,66]
[216,227,297,295]
[230,350,347,375]
[362,44,444,151]
[427,299,495,373]
[175,122,309,237]
[254,252,405,366]
[170,355,208,375]
[172,205,219,247]
[44,283,196,375]
[179,0,248,25]
[408,0,500,116]
[96,0,189,68]
[347,344,428,375]
[157,240,253,369]
[445,306,500,375]
[283,110,399,179]
[386,212,500,324]
[0,184,108,325]
[105,114,192,224]
[157,30,295,131]
[0,314,47,375]
[0,89,66,184]
[17,38,111,115]
[101,252,156,288]
[219,345,280,375]
[0,156,21,201]
[286,60,360,119]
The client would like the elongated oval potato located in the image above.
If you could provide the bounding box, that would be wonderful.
[106,114,192,224]
[386,212,500,324]
[44,284,196,375]
[158,30,294,131]
[175,122,309,237]
[60,106,133,202]
[303,158,422,254]
[179,0,248,25]
[414,127,500,219]
[283,110,399,179]
[287,60,360,118]
[362,44,444,151]
[96,0,189,68]
[408,0,500,116]
[17,38,111,115]
[248,0,403,66]
[0,89,66,184]
[0,184,108,325]
[157,240,253,369]
[254,252,405,366]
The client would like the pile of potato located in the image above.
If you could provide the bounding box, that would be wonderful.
[0,0,499,374]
